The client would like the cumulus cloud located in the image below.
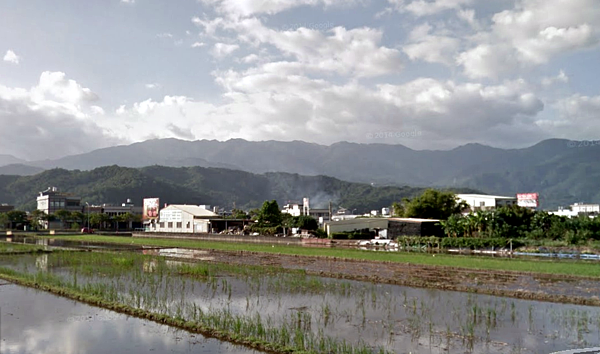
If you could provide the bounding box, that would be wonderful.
[0,72,121,160]
[191,42,205,48]
[541,70,568,86]
[388,0,474,16]
[104,64,549,150]
[546,94,600,139]
[3,50,20,64]
[457,0,600,78]
[224,18,403,77]
[211,43,240,57]
[403,23,460,65]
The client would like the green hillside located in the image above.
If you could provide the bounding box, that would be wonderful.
[0,165,477,212]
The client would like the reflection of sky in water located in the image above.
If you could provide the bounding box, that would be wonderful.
[1,253,600,354]
[0,284,259,354]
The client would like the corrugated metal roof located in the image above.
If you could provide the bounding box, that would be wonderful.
[388,217,440,222]
[457,194,516,200]
[163,205,218,217]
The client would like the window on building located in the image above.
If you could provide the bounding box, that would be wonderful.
[168,222,173,228]
[479,201,485,207]
[159,222,164,228]
[176,222,182,228]
[186,222,191,229]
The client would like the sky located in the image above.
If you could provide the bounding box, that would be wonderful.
[1,0,599,160]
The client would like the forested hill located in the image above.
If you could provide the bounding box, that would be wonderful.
[0,165,478,212]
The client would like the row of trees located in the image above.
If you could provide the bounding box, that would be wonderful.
[248,200,321,236]
[391,189,600,245]
[439,207,600,244]
[0,209,142,231]
[392,189,467,220]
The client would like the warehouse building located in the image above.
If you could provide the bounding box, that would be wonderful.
[152,205,219,233]
[456,194,517,212]
[324,217,443,238]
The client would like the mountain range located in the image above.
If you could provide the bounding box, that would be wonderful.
[1,138,599,209]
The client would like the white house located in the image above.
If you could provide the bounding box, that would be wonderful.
[153,205,218,233]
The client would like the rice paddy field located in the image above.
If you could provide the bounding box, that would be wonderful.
[1,239,600,354]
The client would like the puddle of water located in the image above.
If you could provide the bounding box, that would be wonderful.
[1,253,599,354]
[142,248,215,261]
[0,282,260,354]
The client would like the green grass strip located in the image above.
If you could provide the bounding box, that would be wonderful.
[0,241,50,254]
[41,235,600,278]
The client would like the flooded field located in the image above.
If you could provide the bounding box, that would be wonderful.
[1,235,151,251]
[1,250,599,354]
[0,281,260,354]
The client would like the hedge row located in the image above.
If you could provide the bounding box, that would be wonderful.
[396,236,524,249]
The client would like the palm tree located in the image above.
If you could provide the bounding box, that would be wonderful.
[439,214,465,238]
[471,210,490,238]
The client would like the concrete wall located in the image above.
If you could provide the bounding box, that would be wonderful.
[387,220,443,237]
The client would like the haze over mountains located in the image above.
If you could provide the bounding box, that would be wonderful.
[1,138,599,209]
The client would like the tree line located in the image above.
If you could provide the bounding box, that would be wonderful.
[392,189,600,245]
[0,209,142,231]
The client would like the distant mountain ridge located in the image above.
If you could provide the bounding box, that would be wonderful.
[1,138,599,209]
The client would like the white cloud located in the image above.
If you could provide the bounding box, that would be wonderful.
[91,105,105,115]
[3,50,20,64]
[121,0,135,3]
[191,42,205,48]
[145,83,161,89]
[403,23,460,65]
[541,70,568,86]
[0,72,121,159]
[156,33,173,38]
[32,71,99,104]
[388,0,474,16]
[230,19,403,77]
[457,0,600,78]
[197,0,354,18]
[456,43,520,79]
[541,94,600,139]
[105,64,547,150]
[457,8,478,28]
[211,43,240,58]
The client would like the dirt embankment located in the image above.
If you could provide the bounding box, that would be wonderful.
[204,249,600,307]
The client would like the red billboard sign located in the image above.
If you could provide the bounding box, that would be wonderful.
[143,198,160,221]
[517,193,539,208]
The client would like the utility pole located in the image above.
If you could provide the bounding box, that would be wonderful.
[86,202,90,229]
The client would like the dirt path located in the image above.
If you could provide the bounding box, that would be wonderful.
[203,249,600,306]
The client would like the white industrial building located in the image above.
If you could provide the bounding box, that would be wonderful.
[549,203,599,218]
[456,194,518,212]
[152,205,219,233]
[571,203,600,214]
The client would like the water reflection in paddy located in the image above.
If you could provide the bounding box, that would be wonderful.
[1,252,599,354]
[0,282,261,354]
